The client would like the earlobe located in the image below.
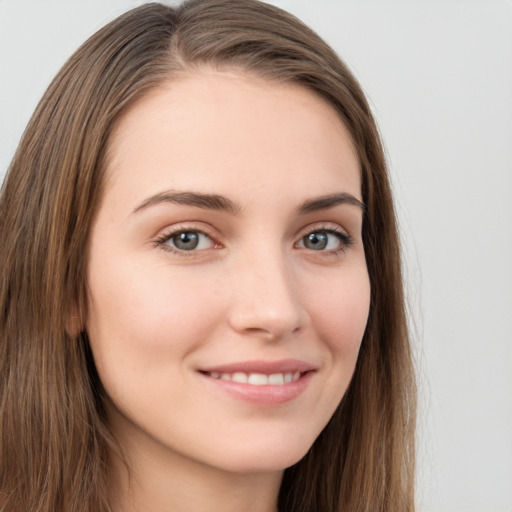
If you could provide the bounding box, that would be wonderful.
[66,308,83,337]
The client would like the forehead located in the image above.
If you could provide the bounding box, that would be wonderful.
[104,70,361,209]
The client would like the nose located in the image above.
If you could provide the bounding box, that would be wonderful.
[227,248,307,340]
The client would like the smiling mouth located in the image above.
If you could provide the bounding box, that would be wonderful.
[203,371,303,386]
[198,360,315,405]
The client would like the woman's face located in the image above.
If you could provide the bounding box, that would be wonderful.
[86,71,370,474]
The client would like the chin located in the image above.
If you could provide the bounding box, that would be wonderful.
[207,435,314,474]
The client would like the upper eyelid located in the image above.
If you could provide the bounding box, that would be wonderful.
[158,227,212,240]
[153,227,220,258]
[153,224,220,252]
[155,222,219,240]
[295,222,351,238]
[296,228,352,245]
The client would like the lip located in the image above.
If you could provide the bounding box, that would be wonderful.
[199,358,316,375]
[198,359,316,406]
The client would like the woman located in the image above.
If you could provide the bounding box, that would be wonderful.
[0,1,416,511]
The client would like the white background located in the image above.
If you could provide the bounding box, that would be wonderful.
[1,1,511,511]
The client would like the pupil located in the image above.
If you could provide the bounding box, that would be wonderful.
[174,232,199,250]
[305,232,327,250]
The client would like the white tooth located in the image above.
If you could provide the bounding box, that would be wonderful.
[284,372,293,383]
[232,372,248,383]
[210,372,220,379]
[268,373,285,385]
[247,373,268,385]
[293,371,301,382]
[220,373,231,381]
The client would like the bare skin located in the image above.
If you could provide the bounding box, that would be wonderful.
[86,70,370,511]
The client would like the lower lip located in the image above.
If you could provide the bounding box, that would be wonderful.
[199,371,314,406]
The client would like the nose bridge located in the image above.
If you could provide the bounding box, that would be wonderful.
[228,243,305,338]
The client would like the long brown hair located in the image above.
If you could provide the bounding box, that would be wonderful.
[0,1,416,510]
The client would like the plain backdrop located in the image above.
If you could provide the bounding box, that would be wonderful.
[1,1,511,511]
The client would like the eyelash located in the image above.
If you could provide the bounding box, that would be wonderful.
[296,226,354,254]
[153,224,354,257]
[153,227,216,258]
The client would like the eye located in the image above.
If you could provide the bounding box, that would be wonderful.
[297,229,352,252]
[158,230,215,252]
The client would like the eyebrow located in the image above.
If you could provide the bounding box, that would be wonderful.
[132,190,365,216]
[297,193,365,214]
[132,191,242,215]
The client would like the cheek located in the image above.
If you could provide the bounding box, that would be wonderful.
[85,261,227,388]
[306,265,371,361]
[91,256,220,329]
[292,264,370,441]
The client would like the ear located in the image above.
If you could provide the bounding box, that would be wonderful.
[65,305,83,337]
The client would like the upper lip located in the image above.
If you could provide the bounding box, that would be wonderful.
[199,359,316,375]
